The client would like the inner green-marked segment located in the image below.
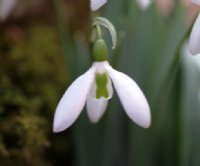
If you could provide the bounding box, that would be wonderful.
[95,73,109,99]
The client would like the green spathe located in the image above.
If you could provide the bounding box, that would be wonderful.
[93,39,108,61]
[95,72,109,99]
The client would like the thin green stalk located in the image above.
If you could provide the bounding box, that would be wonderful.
[96,25,103,39]
[52,0,77,78]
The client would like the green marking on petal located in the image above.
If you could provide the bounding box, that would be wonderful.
[95,72,109,99]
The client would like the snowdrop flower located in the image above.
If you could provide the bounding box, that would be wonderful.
[53,44,151,132]
[136,0,151,10]
[90,0,107,11]
[0,0,16,22]
[191,0,200,5]
[189,13,200,55]
[53,17,151,133]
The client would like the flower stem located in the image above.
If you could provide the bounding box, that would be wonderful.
[96,25,103,39]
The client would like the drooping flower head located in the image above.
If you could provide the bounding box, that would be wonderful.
[53,17,151,132]
[90,0,107,11]
[189,14,200,55]
[90,0,152,11]
[0,0,16,21]
[188,0,200,55]
[191,0,200,5]
[136,0,151,10]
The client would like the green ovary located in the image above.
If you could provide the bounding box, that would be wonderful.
[95,73,109,99]
[92,39,108,61]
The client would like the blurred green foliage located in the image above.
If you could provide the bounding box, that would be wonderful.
[0,25,66,165]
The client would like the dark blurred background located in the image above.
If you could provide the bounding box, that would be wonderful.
[1,0,200,166]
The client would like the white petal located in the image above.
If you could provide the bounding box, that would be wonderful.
[191,0,200,5]
[86,73,113,123]
[90,0,107,11]
[106,65,151,128]
[86,97,108,123]
[53,66,95,132]
[189,14,200,55]
[0,0,16,21]
[136,0,151,10]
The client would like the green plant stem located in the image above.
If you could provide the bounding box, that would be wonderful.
[52,0,77,78]
[96,25,102,39]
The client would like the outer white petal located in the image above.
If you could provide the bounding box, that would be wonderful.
[0,0,16,21]
[136,0,151,10]
[86,97,108,123]
[191,0,200,5]
[53,66,95,132]
[106,65,151,128]
[90,0,107,11]
[189,14,200,55]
